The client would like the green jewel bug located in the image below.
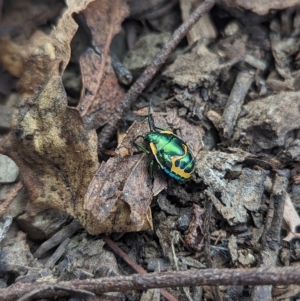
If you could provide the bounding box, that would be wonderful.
[132,103,195,183]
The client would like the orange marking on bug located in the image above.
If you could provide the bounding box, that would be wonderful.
[149,142,157,155]
[150,142,165,170]
[170,144,192,179]
[159,130,182,140]
[159,130,174,135]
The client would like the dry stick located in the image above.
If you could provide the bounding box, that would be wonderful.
[219,70,254,138]
[97,0,216,153]
[104,236,179,301]
[2,267,300,301]
[251,174,288,301]
[16,285,95,301]
[33,219,81,259]
[0,180,24,217]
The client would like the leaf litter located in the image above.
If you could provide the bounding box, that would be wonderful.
[1,0,300,300]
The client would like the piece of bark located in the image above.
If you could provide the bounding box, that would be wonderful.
[235,91,300,151]
[194,150,268,225]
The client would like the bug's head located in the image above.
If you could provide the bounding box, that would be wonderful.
[144,132,160,143]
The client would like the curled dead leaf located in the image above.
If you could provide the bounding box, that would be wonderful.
[0,71,155,235]
[85,109,202,233]
[78,0,129,129]
[84,116,165,233]
[0,71,103,234]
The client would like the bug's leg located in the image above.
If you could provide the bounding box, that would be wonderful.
[131,136,151,154]
[132,135,145,144]
[147,159,155,186]
[135,143,151,154]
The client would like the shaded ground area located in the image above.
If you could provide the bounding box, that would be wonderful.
[1,0,300,300]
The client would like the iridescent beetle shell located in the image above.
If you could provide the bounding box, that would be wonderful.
[133,103,195,182]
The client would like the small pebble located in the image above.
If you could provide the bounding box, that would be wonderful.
[0,154,19,183]
[177,214,191,231]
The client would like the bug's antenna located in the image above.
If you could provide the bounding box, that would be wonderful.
[148,100,156,132]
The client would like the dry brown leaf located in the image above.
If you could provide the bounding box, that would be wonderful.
[1,68,152,234]
[0,0,64,41]
[18,31,57,93]
[84,116,162,233]
[84,152,154,233]
[77,0,129,129]
[0,0,201,235]
[0,70,105,234]
[2,78,155,235]
[0,0,95,93]
[0,0,127,123]
[0,37,24,77]
[0,0,152,235]
[50,0,97,73]
[85,109,201,233]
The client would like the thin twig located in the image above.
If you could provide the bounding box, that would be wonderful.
[2,267,300,301]
[33,219,81,259]
[0,180,24,217]
[97,0,216,153]
[219,70,254,138]
[16,285,95,301]
[103,236,145,274]
[104,236,179,301]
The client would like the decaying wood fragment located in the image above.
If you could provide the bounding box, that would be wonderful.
[194,150,268,225]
